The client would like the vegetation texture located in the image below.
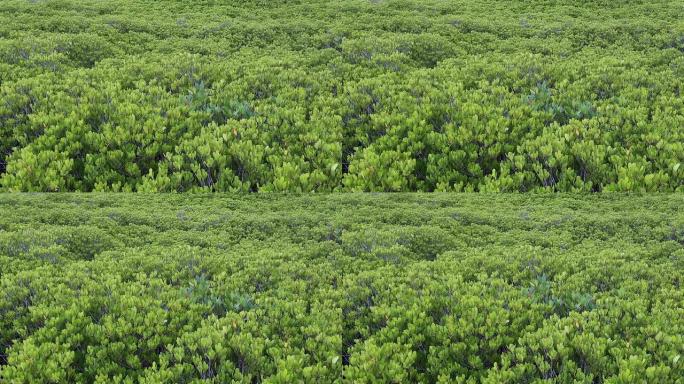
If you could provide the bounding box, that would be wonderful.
[0,194,682,382]
[1,0,683,191]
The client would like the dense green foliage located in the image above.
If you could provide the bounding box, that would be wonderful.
[0,194,682,382]
[0,0,683,191]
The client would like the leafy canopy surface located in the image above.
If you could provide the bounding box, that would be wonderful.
[0,194,683,382]
[0,0,683,191]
